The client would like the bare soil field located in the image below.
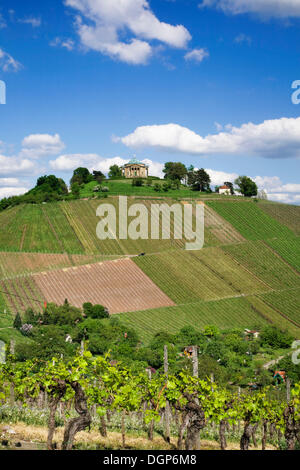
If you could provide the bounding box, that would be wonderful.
[32,258,175,314]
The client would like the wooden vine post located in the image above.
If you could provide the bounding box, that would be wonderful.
[164,345,171,444]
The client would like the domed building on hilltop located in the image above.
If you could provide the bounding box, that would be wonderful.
[121,158,149,178]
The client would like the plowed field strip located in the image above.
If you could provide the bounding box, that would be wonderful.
[32,258,175,314]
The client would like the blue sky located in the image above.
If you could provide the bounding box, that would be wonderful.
[0,0,300,203]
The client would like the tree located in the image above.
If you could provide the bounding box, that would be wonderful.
[70,167,92,186]
[163,162,187,182]
[93,170,105,184]
[13,313,22,329]
[34,175,68,196]
[83,303,109,319]
[234,176,258,198]
[71,182,80,199]
[224,182,234,195]
[108,165,122,178]
[188,168,211,192]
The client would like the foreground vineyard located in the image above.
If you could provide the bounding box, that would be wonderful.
[1,352,300,451]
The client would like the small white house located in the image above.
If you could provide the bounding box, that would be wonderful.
[219,185,231,195]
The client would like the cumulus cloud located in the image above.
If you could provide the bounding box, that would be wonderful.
[184,48,209,63]
[253,175,300,204]
[0,154,35,175]
[0,187,29,199]
[206,168,238,186]
[0,48,22,72]
[50,153,165,177]
[119,117,300,159]
[199,0,300,18]
[65,0,191,64]
[20,133,65,159]
[50,153,100,171]
[0,177,24,187]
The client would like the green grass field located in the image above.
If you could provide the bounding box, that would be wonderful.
[80,179,237,199]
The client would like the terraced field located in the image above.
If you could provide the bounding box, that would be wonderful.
[207,201,294,241]
[259,201,300,236]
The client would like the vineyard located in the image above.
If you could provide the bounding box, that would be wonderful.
[207,201,295,241]
[265,237,300,272]
[134,247,270,304]
[222,241,300,290]
[259,201,300,236]
[1,351,300,451]
[116,296,270,343]
[0,197,299,345]
[258,289,300,327]
[0,259,175,315]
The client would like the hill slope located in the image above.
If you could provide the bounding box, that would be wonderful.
[0,195,299,344]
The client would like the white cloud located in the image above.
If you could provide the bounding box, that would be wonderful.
[0,187,29,199]
[253,175,300,204]
[50,153,100,171]
[206,168,238,186]
[199,0,300,18]
[184,48,209,63]
[65,0,191,64]
[0,154,35,175]
[18,17,42,28]
[20,133,65,159]
[119,117,300,159]
[50,37,75,51]
[0,177,23,187]
[0,48,22,72]
[50,152,165,177]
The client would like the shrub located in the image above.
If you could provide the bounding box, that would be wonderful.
[132,178,144,187]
